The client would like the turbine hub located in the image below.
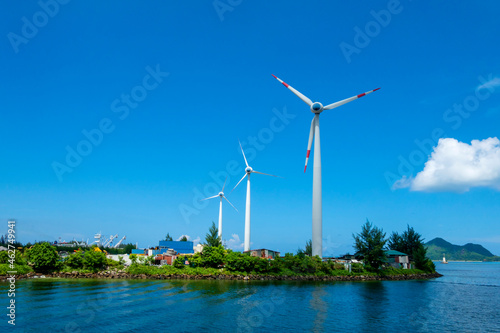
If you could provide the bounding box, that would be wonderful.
[218,192,224,197]
[311,102,323,114]
[245,166,253,174]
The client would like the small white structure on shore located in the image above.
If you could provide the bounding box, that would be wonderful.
[107,254,132,266]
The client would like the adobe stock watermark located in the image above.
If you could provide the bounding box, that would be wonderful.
[236,287,287,333]
[384,74,497,190]
[178,105,296,224]
[213,0,242,21]
[52,64,169,182]
[6,220,17,326]
[7,0,71,54]
[339,0,407,64]
[64,285,113,333]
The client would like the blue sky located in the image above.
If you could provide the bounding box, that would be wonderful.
[2,1,500,256]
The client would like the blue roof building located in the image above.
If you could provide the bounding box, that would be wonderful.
[159,240,194,254]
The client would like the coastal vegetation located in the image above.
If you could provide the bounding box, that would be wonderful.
[125,248,431,278]
[1,243,433,279]
[353,220,387,271]
[0,221,444,279]
[388,225,436,272]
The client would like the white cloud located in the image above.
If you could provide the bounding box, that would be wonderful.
[477,77,500,91]
[407,137,500,192]
[225,233,244,250]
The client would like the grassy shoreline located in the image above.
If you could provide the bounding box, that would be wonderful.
[1,264,443,282]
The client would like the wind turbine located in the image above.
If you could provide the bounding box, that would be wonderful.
[272,74,380,258]
[232,141,280,252]
[201,177,238,239]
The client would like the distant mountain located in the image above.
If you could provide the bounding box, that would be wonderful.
[425,237,500,261]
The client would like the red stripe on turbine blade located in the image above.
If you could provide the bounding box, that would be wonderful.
[306,150,311,158]
[282,81,289,88]
[374,88,381,91]
[357,92,366,98]
[304,165,308,173]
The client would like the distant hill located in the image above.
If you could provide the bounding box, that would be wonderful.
[425,238,500,261]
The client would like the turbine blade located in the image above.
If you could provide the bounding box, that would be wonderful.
[323,88,380,110]
[272,74,313,106]
[231,173,247,193]
[239,140,249,167]
[252,170,281,178]
[305,117,315,173]
[200,194,219,201]
[223,195,238,212]
[222,175,228,192]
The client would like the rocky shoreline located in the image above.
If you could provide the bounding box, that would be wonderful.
[2,271,443,282]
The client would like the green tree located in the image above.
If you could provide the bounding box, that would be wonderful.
[26,242,61,273]
[0,248,26,265]
[83,248,107,271]
[65,250,85,268]
[353,220,387,272]
[145,255,155,266]
[179,235,188,242]
[297,240,312,256]
[413,243,435,272]
[0,251,8,264]
[388,225,424,260]
[225,251,258,273]
[129,254,138,265]
[165,233,173,241]
[123,243,136,254]
[388,225,434,272]
[204,222,222,248]
[201,245,225,268]
[186,253,203,268]
[173,256,185,268]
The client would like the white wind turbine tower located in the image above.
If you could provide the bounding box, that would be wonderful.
[272,74,380,258]
[201,177,238,239]
[232,141,280,252]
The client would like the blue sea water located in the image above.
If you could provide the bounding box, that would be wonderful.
[1,262,499,332]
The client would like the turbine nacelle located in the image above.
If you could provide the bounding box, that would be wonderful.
[245,166,253,174]
[310,102,323,114]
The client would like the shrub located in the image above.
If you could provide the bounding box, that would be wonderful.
[225,251,255,272]
[83,250,107,271]
[0,249,26,265]
[0,263,33,275]
[129,254,138,265]
[186,253,203,268]
[65,250,84,268]
[413,243,435,272]
[253,258,271,274]
[351,263,364,273]
[334,263,345,270]
[26,242,61,273]
[201,245,225,268]
[422,259,436,273]
[319,260,334,275]
[173,257,185,269]
[106,258,122,268]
